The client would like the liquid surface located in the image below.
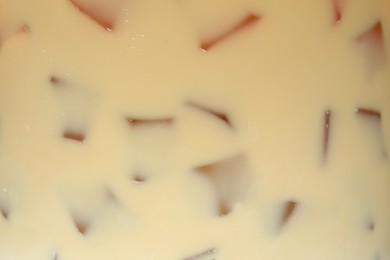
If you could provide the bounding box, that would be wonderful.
[0,0,389,259]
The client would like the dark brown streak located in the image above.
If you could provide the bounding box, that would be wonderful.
[194,154,249,217]
[200,13,260,51]
[73,217,89,235]
[126,117,174,127]
[69,0,114,31]
[356,108,381,120]
[131,173,147,184]
[195,163,215,174]
[356,22,386,76]
[323,109,331,160]
[356,107,387,157]
[0,206,9,220]
[332,0,342,24]
[63,130,86,142]
[218,199,231,217]
[50,76,62,86]
[356,22,383,47]
[187,101,232,127]
[280,200,298,229]
[182,248,217,260]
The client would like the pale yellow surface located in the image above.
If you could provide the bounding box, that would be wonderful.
[0,0,389,259]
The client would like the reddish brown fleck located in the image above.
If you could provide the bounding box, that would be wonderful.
[195,154,250,217]
[63,130,85,142]
[187,101,232,127]
[356,22,387,74]
[132,173,147,184]
[182,248,217,260]
[332,0,343,24]
[20,24,30,33]
[357,22,384,47]
[323,109,331,160]
[69,0,115,31]
[73,217,89,235]
[356,108,381,120]
[356,107,386,157]
[0,206,9,220]
[126,117,174,127]
[280,200,298,229]
[218,199,231,217]
[200,13,260,51]
[50,76,63,86]
[195,164,215,174]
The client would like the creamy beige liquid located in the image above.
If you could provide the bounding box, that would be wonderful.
[0,0,389,259]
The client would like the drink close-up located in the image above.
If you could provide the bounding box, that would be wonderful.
[0,0,389,259]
